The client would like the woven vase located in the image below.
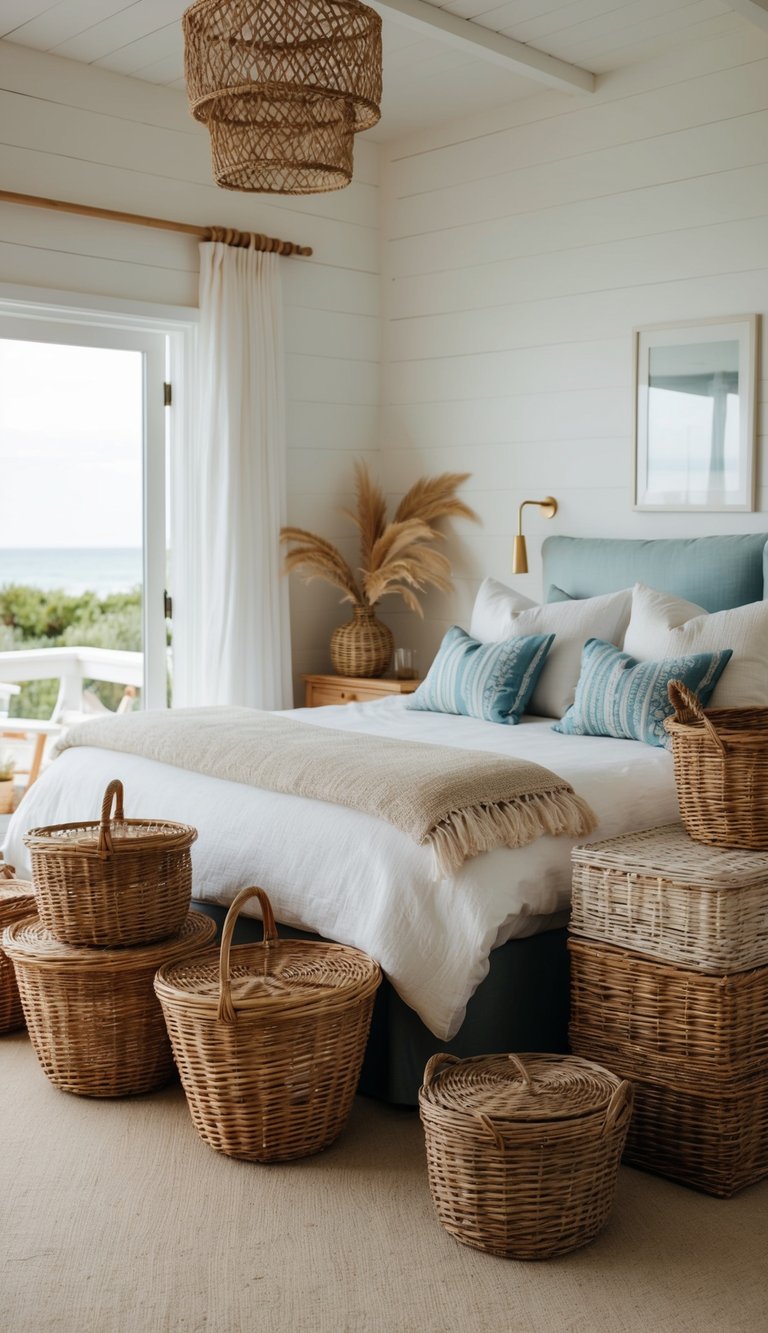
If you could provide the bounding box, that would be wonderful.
[330,605,393,678]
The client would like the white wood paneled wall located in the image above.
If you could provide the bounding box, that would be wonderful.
[378,25,768,672]
[0,41,381,696]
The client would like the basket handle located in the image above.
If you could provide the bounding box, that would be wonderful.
[0,861,16,879]
[667,680,726,755]
[422,1052,461,1090]
[97,779,125,857]
[217,885,278,1024]
[602,1080,633,1136]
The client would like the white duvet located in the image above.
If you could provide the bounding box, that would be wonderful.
[2,698,679,1039]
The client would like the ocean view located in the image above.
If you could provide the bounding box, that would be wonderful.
[0,548,142,597]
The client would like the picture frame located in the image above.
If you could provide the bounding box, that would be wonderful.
[633,314,758,512]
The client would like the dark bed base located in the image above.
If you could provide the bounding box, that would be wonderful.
[191,902,570,1106]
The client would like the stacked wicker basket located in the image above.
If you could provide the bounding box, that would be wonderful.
[1,778,216,1096]
[569,823,768,1197]
[0,873,35,1033]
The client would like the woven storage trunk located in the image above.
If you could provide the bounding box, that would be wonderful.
[154,886,381,1162]
[570,1037,768,1197]
[2,910,215,1096]
[664,679,768,851]
[0,879,34,1033]
[571,825,768,973]
[418,1052,632,1260]
[569,938,768,1088]
[24,778,197,947]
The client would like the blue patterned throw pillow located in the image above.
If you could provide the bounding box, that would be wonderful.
[553,638,733,747]
[406,626,555,725]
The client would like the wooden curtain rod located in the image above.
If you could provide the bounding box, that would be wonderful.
[0,190,313,257]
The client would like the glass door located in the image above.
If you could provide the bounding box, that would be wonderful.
[0,314,168,717]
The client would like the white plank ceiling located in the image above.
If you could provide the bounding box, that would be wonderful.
[0,0,755,138]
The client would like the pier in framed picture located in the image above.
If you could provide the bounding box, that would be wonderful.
[634,314,758,512]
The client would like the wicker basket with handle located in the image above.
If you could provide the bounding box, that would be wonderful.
[418,1051,632,1260]
[2,910,216,1096]
[664,679,768,850]
[24,778,197,947]
[0,876,35,1033]
[154,885,382,1162]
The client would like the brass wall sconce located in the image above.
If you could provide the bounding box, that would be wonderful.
[512,497,558,573]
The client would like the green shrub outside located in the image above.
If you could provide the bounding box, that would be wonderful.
[0,584,142,718]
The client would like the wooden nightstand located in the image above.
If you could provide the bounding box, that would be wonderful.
[302,673,420,708]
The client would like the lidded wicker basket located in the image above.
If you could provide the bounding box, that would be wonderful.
[418,1052,632,1260]
[1,910,216,1097]
[0,876,34,1033]
[154,885,381,1162]
[665,679,768,851]
[24,778,197,947]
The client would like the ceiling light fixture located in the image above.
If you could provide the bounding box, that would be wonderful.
[182,0,382,194]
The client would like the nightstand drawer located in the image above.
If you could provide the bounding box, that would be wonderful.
[310,684,362,706]
[302,674,420,708]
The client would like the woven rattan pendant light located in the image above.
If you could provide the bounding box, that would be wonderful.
[182,0,382,194]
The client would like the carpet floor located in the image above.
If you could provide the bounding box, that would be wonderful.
[2,1032,766,1333]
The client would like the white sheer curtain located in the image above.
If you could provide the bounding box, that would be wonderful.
[172,241,292,709]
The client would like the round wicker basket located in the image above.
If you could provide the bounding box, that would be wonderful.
[24,778,197,947]
[419,1052,632,1260]
[330,604,393,678]
[154,886,381,1161]
[0,879,34,1033]
[665,679,768,851]
[2,911,216,1097]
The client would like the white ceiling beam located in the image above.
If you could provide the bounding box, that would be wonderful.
[729,0,768,32]
[371,0,595,94]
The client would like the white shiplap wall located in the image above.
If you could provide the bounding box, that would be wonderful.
[378,24,768,671]
[0,41,381,696]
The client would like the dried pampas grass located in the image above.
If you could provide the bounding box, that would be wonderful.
[280,461,479,615]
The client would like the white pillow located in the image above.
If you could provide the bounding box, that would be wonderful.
[469,578,632,718]
[469,578,536,640]
[623,583,768,708]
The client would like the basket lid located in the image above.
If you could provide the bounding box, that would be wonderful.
[154,885,381,1021]
[2,909,215,968]
[0,880,34,919]
[23,779,197,856]
[156,938,381,1010]
[419,1052,624,1124]
[572,823,768,887]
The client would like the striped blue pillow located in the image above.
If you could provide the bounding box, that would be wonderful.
[406,626,555,725]
[553,638,733,747]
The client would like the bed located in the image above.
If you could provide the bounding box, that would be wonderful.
[4,532,767,1103]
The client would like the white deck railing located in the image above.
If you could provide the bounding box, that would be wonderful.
[0,646,143,720]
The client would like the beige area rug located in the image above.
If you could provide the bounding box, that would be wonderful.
[2,1033,767,1333]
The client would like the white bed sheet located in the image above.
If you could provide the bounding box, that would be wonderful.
[3,698,679,1039]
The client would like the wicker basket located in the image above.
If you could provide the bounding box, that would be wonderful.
[664,679,768,851]
[418,1052,632,1260]
[570,1037,768,1198]
[24,778,197,947]
[154,885,381,1161]
[571,825,768,973]
[569,938,768,1088]
[0,879,34,1033]
[2,910,216,1097]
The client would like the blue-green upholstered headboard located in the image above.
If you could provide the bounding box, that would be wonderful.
[542,534,768,611]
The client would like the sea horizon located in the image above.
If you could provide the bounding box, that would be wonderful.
[0,547,143,597]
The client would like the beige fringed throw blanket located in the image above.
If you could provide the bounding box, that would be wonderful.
[55,708,597,878]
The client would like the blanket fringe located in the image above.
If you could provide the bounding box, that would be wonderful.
[426,789,598,879]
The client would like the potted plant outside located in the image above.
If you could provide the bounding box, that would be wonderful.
[0,750,15,815]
